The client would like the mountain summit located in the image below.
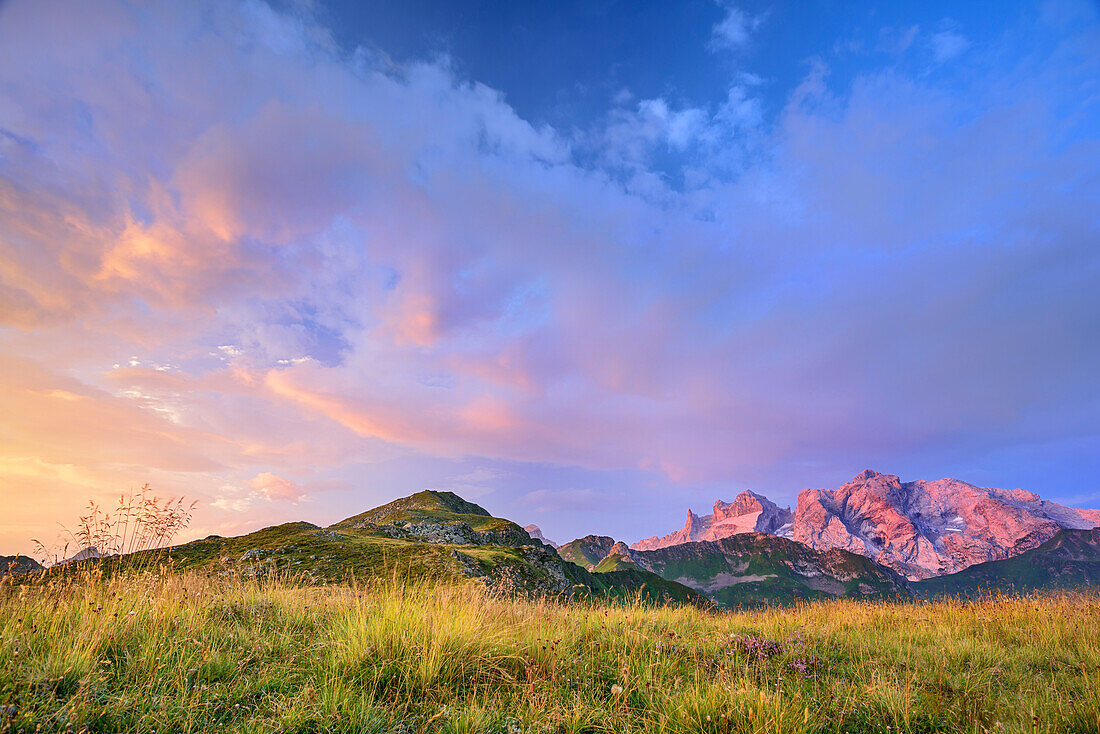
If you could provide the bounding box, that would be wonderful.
[794,470,1100,579]
[631,491,793,551]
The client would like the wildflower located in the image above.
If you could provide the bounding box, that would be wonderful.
[729,633,783,660]
[610,684,624,695]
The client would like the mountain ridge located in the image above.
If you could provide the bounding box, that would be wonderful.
[632,490,794,551]
[523,524,559,548]
[794,470,1100,579]
[629,470,1100,580]
[10,478,1100,606]
[559,530,910,607]
[913,527,1100,598]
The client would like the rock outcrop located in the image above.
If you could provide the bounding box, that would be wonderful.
[631,491,793,551]
[793,470,1100,580]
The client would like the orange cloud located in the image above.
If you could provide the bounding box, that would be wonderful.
[264,368,433,445]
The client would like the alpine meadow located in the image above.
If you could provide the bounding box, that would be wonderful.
[2,0,1100,732]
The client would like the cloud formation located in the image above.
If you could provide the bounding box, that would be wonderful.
[929,29,969,62]
[249,473,308,503]
[0,0,1098,554]
[710,3,762,52]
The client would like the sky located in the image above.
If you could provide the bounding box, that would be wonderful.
[1,0,1098,556]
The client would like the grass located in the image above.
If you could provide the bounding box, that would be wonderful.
[2,569,1098,733]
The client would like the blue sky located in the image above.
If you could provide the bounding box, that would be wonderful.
[318,0,1025,126]
[0,0,1098,553]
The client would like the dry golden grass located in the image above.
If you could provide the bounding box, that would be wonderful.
[1,569,1097,733]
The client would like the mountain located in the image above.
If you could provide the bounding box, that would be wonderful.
[330,490,533,545]
[604,534,907,607]
[913,528,1100,598]
[557,535,617,570]
[1,555,43,577]
[591,542,637,572]
[63,547,102,564]
[130,491,705,607]
[794,470,1100,580]
[631,491,793,551]
[630,472,1100,582]
[523,524,558,548]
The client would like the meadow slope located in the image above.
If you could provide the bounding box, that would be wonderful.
[1,570,1098,733]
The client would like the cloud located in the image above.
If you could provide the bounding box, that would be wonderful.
[710,3,762,52]
[929,30,970,63]
[211,495,254,513]
[598,86,765,179]
[0,0,1097,554]
[248,472,308,503]
[878,25,921,55]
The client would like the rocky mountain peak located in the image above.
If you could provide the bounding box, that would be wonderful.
[631,490,794,551]
[628,469,1099,581]
[716,490,787,519]
[851,468,892,483]
[557,535,619,570]
[684,509,702,531]
[523,524,559,548]
[794,471,1100,580]
[607,541,632,557]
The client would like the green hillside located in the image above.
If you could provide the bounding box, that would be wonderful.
[89,491,706,607]
[557,535,616,569]
[628,534,910,607]
[914,528,1100,598]
[591,553,637,573]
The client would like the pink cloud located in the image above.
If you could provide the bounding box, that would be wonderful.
[248,472,307,503]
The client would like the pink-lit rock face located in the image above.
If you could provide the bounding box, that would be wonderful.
[793,470,1100,580]
[606,541,633,558]
[523,524,559,549]
[630,491,793,551]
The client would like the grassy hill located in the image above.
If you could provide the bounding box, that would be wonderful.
[333,490,509,532]
[91,491,708,608]
[914,528,1100,598]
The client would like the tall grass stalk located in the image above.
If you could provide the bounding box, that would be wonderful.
[31,486,195,566]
